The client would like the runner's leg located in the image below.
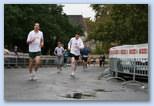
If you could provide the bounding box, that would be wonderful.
[85,58,88,69]
[58,56,60,70]
[29,58,33,74]
[71,57,75,75]
[34,56,41,72]
[56,56,59,69]
[59,56,63,72]
[100,61,102,67]
[74,59,77,72]
[33,56,41,79]
[28,58,34,80]
[74,56,81,76]
[83,59,86,71]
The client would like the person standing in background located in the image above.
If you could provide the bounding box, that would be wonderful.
[54,42,64,73]
[99,54,105,67]
[14,45,18,56]
[80,43,90,71]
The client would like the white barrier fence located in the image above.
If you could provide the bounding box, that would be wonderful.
[110,58,148,77]
[108,43,148,81]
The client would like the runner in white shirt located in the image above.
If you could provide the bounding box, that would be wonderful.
[68,33,84,77]
[27,23,44,80]
[54,42,64,73]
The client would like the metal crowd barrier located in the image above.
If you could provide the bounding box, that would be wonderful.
[106,44,148,89]
[106,58,126,81]
[109,58,148,78]
[109,57,148,87]
[41,56,57,67]
[4,53,57,68]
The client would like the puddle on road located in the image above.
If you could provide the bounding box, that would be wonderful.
[61,88,127,99]
[94,89,112,92]
[61,92,96,99]
[94,88,126,92]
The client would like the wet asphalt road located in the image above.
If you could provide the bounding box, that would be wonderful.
[4,66,149,101]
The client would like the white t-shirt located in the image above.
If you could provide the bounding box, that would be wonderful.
[68,37,84,56]
[54,47,64,56]
[27,30,43,52]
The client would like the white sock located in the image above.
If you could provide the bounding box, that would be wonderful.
[29,73,33,80]
[71,72,74,75]
[30,73,33,76]
[33,71,38,80]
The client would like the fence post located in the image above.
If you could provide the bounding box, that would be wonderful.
[121,58,145,88]
[106,58,126,81]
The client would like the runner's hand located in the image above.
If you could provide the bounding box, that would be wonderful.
[40,42,44,48]
[68,48,70,51]
[28,38,36,44]
[31,38,36,42]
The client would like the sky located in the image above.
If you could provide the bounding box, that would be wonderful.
[62,4,96,20]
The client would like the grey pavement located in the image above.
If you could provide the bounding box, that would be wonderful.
[4,66,149,101]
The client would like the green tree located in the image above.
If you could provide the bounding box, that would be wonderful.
[4,4,83,55]
[88,4,148,54]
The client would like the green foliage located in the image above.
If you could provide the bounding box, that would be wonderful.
[4,4,83,54]
[88,4,148,54]
[92,43,104,54]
